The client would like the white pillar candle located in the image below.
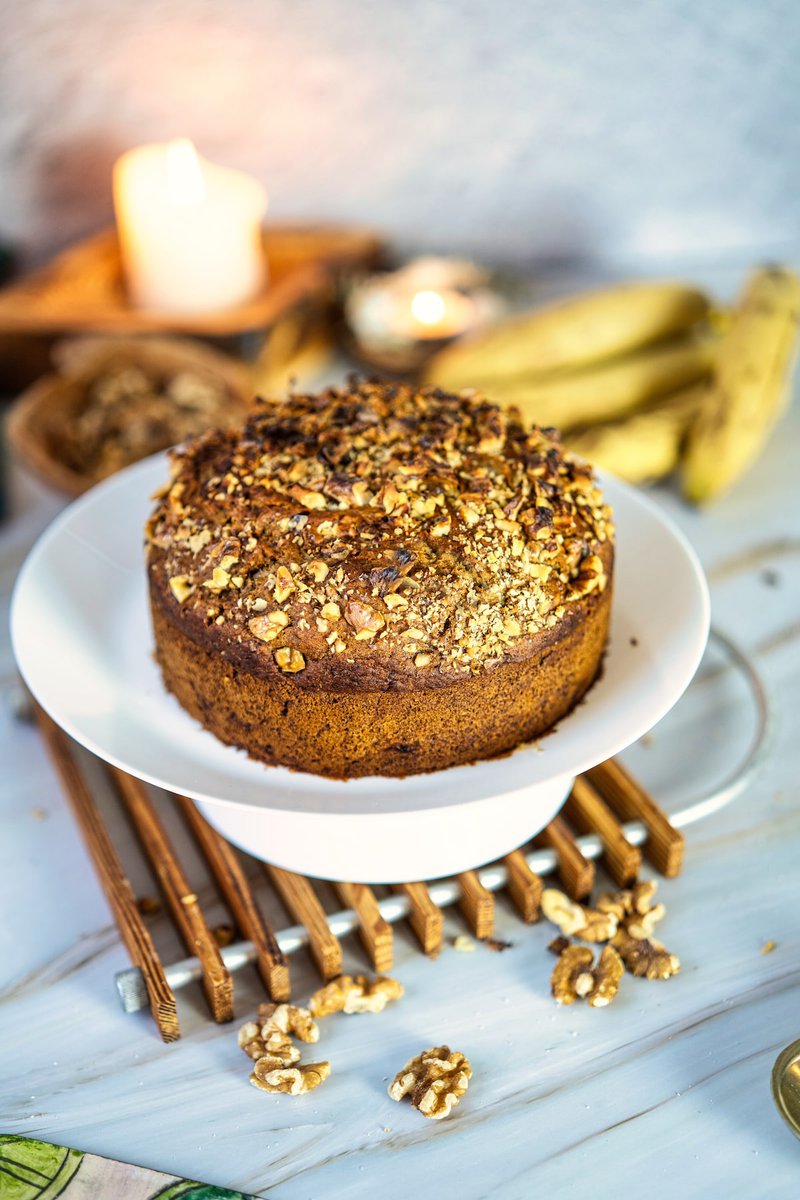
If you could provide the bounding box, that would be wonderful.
[113,139,268,314]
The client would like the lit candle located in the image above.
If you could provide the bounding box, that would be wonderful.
[404,288,478,340]
[113,139,267,313]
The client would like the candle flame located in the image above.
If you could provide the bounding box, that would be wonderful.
[165,138,206,206]
[410,289,447,326]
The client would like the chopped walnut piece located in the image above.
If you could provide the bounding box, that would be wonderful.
[551,944,624,1007]
[597,880,658,920]
[569,553,607,598]
[453,934,477,952]
[344,600,385,633]
[320,601,341,621]
[274,647,306,673]
[308,974,404,1018]
[249,610,290,642]
[383,593,408,610]
[250,1059,331,1095]
[273,566,295,602]
[288,486,327,510]
[169,574,194,603]
[612,929,680,980]
[597,881,665,939]
[308,559,329,583]
[541,888,618,942]
[202,566,232,592]
[388,1046,472,1120]
[256,1002,319,1043]
[547,935,571,956]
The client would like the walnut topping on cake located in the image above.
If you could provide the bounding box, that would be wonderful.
[146,381,613,683]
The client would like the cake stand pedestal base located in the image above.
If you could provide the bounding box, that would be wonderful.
[195,773,576,884]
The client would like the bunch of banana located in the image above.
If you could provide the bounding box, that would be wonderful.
[427,280,710,387]
[682,265,800,503]
[425,281,716,444]
[425,268,800,498]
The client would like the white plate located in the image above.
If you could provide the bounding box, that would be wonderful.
[11,454,709,881]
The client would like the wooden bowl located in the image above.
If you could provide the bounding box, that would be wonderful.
[6,335,254,496]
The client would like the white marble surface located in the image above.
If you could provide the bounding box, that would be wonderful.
[3,2,800,272]
[2,326,800,1198]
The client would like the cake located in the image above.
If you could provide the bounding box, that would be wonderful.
[146,381,614,779]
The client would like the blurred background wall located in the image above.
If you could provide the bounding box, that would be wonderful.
[1,0,798,272]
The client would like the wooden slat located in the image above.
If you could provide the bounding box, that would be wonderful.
[334,882,393,973]
[586,759,684,877]
[456,870,495,939]
[174,795,290,1001]
[392,882,443,956]
[563,775,642,887]
[536,815,595,900]
[35,707,179,1041]
[266,865,342,980]
[503,849,543,922]
[111,770,233,1024]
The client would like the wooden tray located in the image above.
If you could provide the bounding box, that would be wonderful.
[0,224,383,336]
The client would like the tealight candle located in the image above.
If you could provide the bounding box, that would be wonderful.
[113,139,267,313]
[405,288,478,340]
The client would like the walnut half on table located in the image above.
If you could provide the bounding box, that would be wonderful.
[250,1059,331,1096]
[551,944,624,1007]
[388,1046,472,1120]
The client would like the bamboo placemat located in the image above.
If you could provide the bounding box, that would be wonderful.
[33,703,684,1042]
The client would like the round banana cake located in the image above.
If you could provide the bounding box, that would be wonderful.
[146,381,614,778]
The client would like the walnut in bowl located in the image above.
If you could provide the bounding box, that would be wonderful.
[6,335,252,495]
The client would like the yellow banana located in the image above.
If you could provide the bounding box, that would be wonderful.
[565,386,704,484]
[425,280,710,388]
[682,266,800,503]
[462,332,716,431]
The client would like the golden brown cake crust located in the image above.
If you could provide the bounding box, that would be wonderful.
[146,381,614,777]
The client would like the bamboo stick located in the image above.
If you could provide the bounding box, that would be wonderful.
[392,882,443,956]
[536,815,595,899]
[34,707,179,1041]
[334,882,393,973]
[563,776,642,886]
[174,795,290,1001]
[111,770,233,1024]
[586,759,684,877]
[503,849,543,922]
[265,865,342,980]
[456,870,495,939]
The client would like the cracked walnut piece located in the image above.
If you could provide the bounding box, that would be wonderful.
[596,880,665,941]
[238,1022,300,1066]
[257,1002,319,1043]
[612,928,680,980]
[541,887,619,942]
[388,1046,472,1120]
[308,974,404,1017]
[250,1059,331,1096]
[551,944,624,1007]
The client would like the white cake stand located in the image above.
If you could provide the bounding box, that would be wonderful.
[11,453,709,883]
